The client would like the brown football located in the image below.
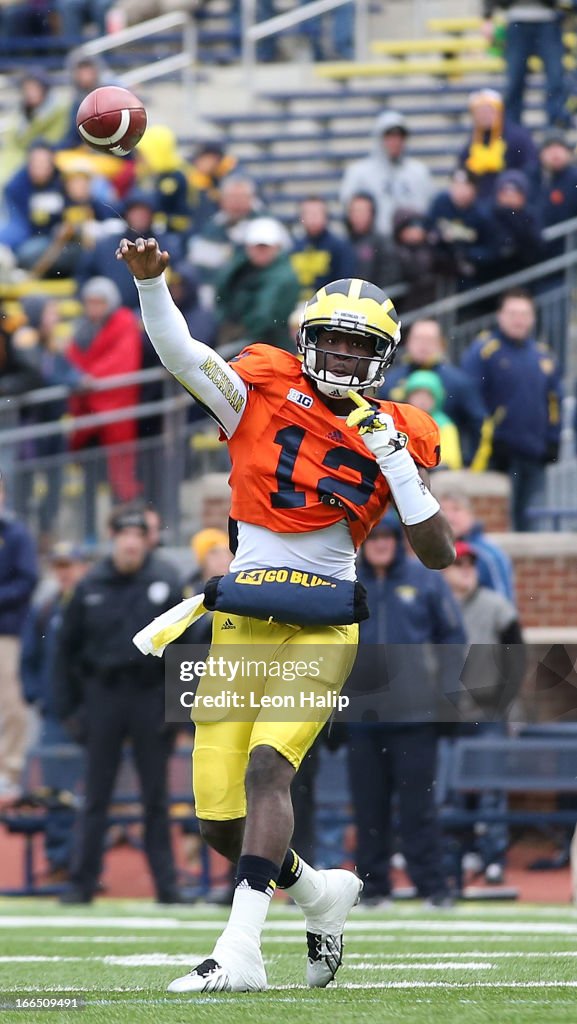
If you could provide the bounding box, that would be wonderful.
[76,86,147,156]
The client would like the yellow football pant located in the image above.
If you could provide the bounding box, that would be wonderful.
[192,611,358,820]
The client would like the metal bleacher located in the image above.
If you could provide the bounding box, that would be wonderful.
[0,745,210,898]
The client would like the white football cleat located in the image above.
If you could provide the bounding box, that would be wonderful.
[167,944,267,994]
[304,869,363,987]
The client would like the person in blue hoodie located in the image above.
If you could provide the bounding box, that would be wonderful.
[21,542,89,880]
[291,197,355,301]
[461,288,562,532]
[0,475,38,800]
[479,169,542,285]
[346,512,466,906]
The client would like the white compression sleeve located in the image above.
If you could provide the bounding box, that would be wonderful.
[376,448,440,526]
[135,274,247,438]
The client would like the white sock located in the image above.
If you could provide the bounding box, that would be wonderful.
[216,887,272,952]
[286,855,325,912]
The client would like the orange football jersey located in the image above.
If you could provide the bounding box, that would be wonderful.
[225,345,440,549]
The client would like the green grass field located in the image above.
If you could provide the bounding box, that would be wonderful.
[1,899,577,1023]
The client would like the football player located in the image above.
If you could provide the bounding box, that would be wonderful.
[117,237,455,994]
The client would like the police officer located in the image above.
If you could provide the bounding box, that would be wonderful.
[56,506,183,903]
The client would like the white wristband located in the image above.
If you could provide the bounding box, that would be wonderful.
[376,448,440,526]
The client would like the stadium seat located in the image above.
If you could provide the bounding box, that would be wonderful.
[427,17,485,34]
[371,37,489,56]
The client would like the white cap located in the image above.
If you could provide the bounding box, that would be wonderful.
[245,216,290,249]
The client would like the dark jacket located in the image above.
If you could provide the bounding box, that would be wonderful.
[461,328,562,461]
[381,358,487,465]
[0,165,65,250]
[0,323,44,398]
[215,249,301,352]
[0,512,38,635]
[348,521,467,724]
[483,0,558,14]
[75,225,177,309]
[21,589,70,716]
[291,228,356,299]
[169,261,217,346]
[55,552,182,719]
[479,199,542,282]
[534,164,577,258]
[347,228,391,288]
[427,189,494,284]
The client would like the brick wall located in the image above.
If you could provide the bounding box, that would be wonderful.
[491,534,577,628]
[431,469,510,531]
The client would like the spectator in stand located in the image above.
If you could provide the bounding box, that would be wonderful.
[532,131,577,367]
[0,476,38,802]
[0,307,45,502]
[344,193,391,288]
[0,305,44,400]
[482,1,569,128]
[461,289,562,532]
[0,71,68,187]
[20,542,90,882]
[291,197,355,301]
[188,175,262,304]
[427,168,494,289]
[166,262,217,346]
[185,527,232,637]
[347,512,466,907]
[479,170,541,284]
[382,208,441,312]
[135,125,192,239]
[55,506,184,904]
[187,142,238,235]
[443,539,526,885]
[340,111,432,238]
[12,296,88,542]
[458,89,539,200]
[381,319,486,466]
[439,491,515,601]
[67,277,143,537]
[0,142,66,271]
[59,53,114,151]
[0,1,51,36]
[197,473,231,534]
[402,370,463,471]
[31,159,122,279]
[76,190,174,310]
[110,0,196,28]
[214,216,299,354]
[534,131,577,254]
[304,0,354,60]
[55,0,113,39]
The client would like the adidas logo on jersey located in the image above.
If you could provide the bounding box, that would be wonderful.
[221,618,236,630]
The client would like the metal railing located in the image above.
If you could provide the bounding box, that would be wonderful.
[0,365,229,544]
[73,11,196,90]
[242,0,369,79]
[403,215,577,362]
